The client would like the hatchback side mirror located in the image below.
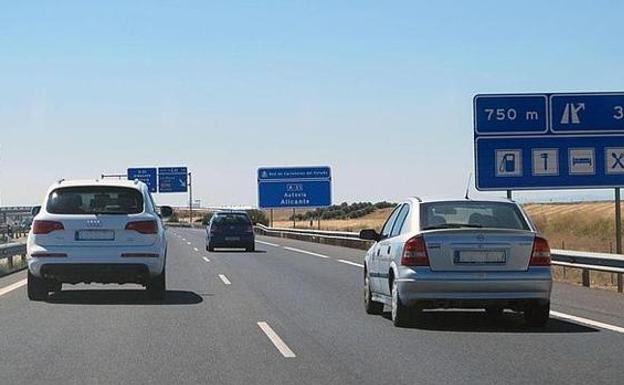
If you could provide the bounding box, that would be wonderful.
[359,229,381,242]
[159,206,173,218]
[31,206,41,217]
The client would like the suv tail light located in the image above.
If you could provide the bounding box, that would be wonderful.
[125,220,158,234]
[530,236,551,266]
[401,235,429,266]
[32,220,64,234]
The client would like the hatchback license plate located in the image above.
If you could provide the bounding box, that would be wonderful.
[225,236,240,242]
[76,230,115,241]
[456,250,506,264]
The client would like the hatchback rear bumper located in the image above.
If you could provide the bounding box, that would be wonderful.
[397,266,552,308]
[207,234,254,248]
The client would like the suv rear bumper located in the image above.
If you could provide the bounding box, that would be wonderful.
[39,263,150,285]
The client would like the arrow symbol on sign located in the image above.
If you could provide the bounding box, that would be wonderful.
[560,103,585,124]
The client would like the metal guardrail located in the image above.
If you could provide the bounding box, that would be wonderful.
[0,242,27,271]
[255,224,624,293]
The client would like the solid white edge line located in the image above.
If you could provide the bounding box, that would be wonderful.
[202,257,210,263]
[550,311,624,334]
[257,321,296,358]
[0,279,27,297]
[283,246,330,259]
[218,274,231,285]
[337,259,364,268]
[256,240,280,247]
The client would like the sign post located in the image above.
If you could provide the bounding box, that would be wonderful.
[474,92,624,293]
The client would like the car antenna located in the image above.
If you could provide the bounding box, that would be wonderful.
[464,173,473,200]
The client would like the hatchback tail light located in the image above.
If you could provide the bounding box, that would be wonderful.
[32,220,64,234]
[246,225,253,233]
[530,236,551,266]
[401,235,430,266]
[125,220,158,234]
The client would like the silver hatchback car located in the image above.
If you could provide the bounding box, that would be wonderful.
[360,198,552,327]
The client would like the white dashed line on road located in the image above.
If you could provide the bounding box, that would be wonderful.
[550,311,624,334]
[257,322,296,358]
[0,279,27,297]
[218,274,231,285]
[193,247,199,252]
[202,257,210,263]
[256,240,280,247]
[283,246,330,259]
[187,242,192,245]
[337,259,364,268]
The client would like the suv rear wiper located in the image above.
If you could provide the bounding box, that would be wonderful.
[422,223,483,230]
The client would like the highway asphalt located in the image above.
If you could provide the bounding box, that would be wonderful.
[0,227,622,385]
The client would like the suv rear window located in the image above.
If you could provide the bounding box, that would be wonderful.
[46,186,144,215]
[212,213,251,225]
[421,201,529,231]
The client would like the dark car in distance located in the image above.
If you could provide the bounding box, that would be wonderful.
[206,211,255,252]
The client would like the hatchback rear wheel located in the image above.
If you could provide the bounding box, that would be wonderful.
[524,302,550,327]
[391,279,413,327]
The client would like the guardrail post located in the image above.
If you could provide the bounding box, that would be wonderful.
[582,269,590,288]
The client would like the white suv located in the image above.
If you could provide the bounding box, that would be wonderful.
[27,179,172,301]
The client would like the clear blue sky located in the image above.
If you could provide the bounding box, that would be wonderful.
[1,1,623,206]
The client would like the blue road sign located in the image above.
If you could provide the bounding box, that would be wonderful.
[158,167,188,193]
[258,166,332,209]
[127,168,157,192]
[474,92,624,190]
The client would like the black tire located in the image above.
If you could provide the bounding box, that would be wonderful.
[147,269,166,300]
[207,243,215,252]
[246,243,255,252]
[524,302,550,327]
[364,270,383,315]
[391,278,414,327]
[48,281,62,294]
[485,306,504,318]
[27,271,49,301]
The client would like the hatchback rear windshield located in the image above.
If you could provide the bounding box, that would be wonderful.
[212,213,251,225]
[420,201,530,231]
[46,186,144,215]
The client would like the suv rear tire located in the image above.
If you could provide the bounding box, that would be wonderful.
[147,269,166,300]
[524,302,550,327]
[207,243,215,252]
[27,271,49,301]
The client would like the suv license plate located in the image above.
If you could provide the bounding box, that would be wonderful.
[76,230,115,241]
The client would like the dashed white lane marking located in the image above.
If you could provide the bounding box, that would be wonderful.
[550,311,624,334]
[182,238,186,241]
[0,279,27,297]
[202,257,210,263]
[193,247,199,252]
[257,322,296,358]
[218,274,231,285]
[337,259,364,268]
[256,240,280,247]
[283,246,330,259]
[187,242,192,245]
